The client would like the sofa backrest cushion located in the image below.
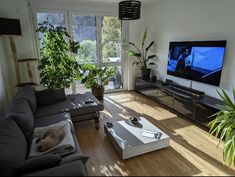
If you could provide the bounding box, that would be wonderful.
[6,98,35,140]
[15,86,37,113]
[36,89,56,107]
[54,88,67,102]
[0,119,27,176]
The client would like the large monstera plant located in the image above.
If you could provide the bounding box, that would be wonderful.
[209,89,235,168]
[36,21,80,89]
[127,28,157,80]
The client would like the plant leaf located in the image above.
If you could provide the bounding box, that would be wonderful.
[142,28,147,47]
[128,51,141,58]
[132,62,141,66]
[148,62,155,66]
[146,41,154,52]
[147,55,157,61]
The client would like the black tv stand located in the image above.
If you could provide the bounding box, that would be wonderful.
[167,82,205,98]
[135,77,224,128]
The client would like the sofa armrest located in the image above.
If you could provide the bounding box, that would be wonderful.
[23,161,86,176]
[61,153,89,164]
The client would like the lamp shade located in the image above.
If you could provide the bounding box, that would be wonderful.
[119,0,141,20]
[0,18,22,35]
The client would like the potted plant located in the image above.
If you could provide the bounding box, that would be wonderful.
[36,21,81,91]
[208,89,235,168]
[127,28,157,80]
[78,64,117,100]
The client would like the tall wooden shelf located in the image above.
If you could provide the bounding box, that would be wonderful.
[8,36,38,88]
[17,58,38,88]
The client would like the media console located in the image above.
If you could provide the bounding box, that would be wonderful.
[135,77,225,128]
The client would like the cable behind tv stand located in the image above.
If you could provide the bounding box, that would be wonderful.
[135,77,224,129]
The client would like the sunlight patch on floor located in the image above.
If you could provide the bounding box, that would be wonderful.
[91,162,129,176]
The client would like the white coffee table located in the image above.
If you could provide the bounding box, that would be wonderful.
[104,117,170,160]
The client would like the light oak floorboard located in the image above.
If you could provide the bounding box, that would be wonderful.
[74,91,235,176]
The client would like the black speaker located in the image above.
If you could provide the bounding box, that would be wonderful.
[0,18,22,35]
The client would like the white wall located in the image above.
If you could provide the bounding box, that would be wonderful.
[0,0,35,113]
[127,8,148,90]
[144,0,235,99]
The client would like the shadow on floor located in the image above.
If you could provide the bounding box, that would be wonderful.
[103,92,235,175]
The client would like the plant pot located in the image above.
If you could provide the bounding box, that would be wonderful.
[141,68,151,81]
[92,87,105,100]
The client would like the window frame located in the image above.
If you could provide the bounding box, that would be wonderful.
[32,9,69,57]
[32,8,129,91]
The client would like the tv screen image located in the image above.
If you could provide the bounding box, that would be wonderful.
[167,41,227,86]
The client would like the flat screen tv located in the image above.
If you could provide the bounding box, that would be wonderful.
[167,41,227,86]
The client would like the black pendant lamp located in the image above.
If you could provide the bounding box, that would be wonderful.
[119,0,141,20]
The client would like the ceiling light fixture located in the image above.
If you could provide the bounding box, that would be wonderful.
[119,0,141,20]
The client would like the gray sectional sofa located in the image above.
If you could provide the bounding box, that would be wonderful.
[0,86,104,176]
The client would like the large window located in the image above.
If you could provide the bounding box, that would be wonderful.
[101,16,121,63]
[36,13,66,47]
[35,11,125,91]
[72,15,97,64]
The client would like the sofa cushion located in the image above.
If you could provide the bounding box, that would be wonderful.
[35,112,71,127]
[15,86,37,113]
[6,98,34,140]
[0,119,27,175]
[35,92,103,119]
[67,93,104,116]
[54,88,67,101]
[36,89,56,107]
[35,113,76,137]
[16,154,61,174]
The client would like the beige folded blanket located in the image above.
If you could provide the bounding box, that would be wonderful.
[29,120,75,158]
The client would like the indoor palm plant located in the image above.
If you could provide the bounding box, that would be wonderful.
[208,89,235,168]
[78,64,117,100]
[36,21,81,90]
[127,28,157,80]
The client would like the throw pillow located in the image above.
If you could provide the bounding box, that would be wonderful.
[6,98,34,140]
[54,88,66,102]
[15,86,37,113]
[36,89,56,107]
[16,154,61,174]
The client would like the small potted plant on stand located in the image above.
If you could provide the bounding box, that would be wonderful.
[127,29,157,80]
[78,64,117,100]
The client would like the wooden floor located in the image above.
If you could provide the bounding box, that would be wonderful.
[74,92,235,176]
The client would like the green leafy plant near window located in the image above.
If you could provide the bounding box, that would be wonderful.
[36,21,81,89]
[79,64,117,88]
[127,28,157,80]
[78,64,117,99]
[208,89,235,167]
